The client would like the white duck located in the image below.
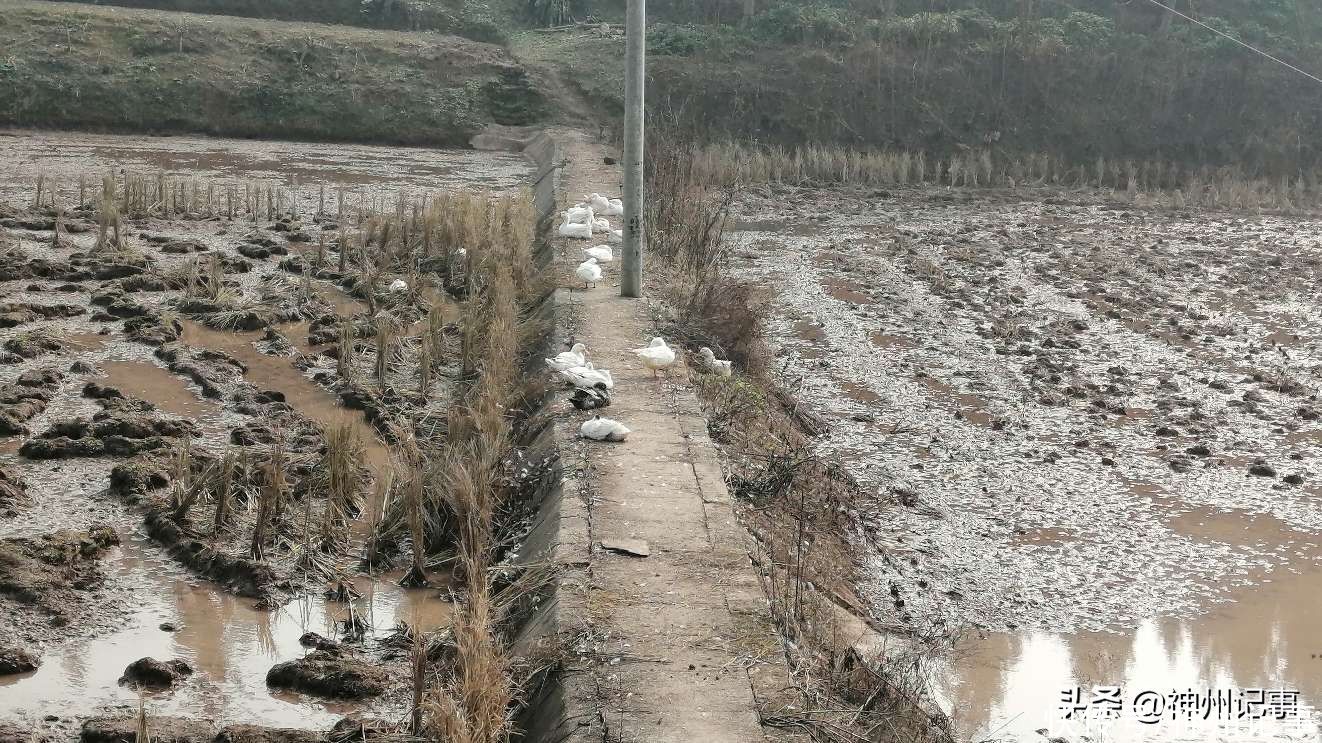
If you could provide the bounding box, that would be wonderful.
[560,363,614,390]
[586,193,612,213]
[579,415,630,442]
[699,347,733,377]
[545,342,588,372]
[559,221,592,240]
[591,217,611,234]
[564,205,594,224]
[583,245,613,262]
[604,198,624,217]
[608,229,623,244]
[576,257,602,289]
[633,337,677,377]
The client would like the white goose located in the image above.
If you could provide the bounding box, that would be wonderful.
[560,363,614,390]
[633,337,677,377]
[582,245,613,262]
[559,221,592,239]
[545,342,588,372]
[579,414,630,442]
[576,257,602,289]
[604,198,624,217]
[586,193,612,213]
[699,347,733,377]
[564,205,594,224]
[591,217,611,234]
[608,229,623,244]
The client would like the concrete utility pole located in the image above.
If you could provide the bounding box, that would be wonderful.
[620,0,645,298]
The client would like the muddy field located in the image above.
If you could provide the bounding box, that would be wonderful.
[0,131,530,738]
[726,186,1322,741]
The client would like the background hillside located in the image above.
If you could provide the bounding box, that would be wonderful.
[4,0,1319,175]
[0,0,543,145]
[525,0,1322,175]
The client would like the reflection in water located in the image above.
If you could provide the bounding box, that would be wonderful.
[0,539,449,729]
[936,561,1322,742]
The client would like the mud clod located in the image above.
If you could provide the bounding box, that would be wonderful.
[0,645,40,675]
[125,313,184,346]
[0,375,57,436]
[20,414,198,460]
[0,526,120,644]
[80,716,212,743]
[4,329,64,359]
[0,468,29,517]
[214,725,321,743]
[265,648,388,699]
[119,656,194,688]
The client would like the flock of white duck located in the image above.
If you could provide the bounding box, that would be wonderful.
[548,337,732,443]
[559,193,624,289]
[553,192,732,442]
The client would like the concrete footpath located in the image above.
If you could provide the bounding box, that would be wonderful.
[544,129,802,742]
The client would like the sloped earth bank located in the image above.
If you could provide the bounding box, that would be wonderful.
[0,131,530,737]
[724,186,1322,742]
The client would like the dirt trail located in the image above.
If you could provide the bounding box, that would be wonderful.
[548,129,796,742]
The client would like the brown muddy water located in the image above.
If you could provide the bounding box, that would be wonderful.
[0,131,531,733]
[727,186,1322,741]
[0,538,447,729]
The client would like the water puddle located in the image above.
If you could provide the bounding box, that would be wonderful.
[68,332,113,353]
[0,538,448,728]
[840,380,882,404]
[178,319,388,474]
[822,277,874,305]
[937,557,1322,742]
[918,376,995,427]
[100,360,226,421]
[1166,507,1316,549]
[869,331,914,350]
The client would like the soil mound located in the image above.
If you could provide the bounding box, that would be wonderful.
[265,648,388,699]
[120,656,194,688]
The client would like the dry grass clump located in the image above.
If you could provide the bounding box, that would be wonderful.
[355,189,546,743]
[678,141,1322,213]
[318,424,365,551]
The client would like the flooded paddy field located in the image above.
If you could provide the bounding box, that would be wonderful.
[0,129,531,205]
[0,130,530,738]
[725,186,1322,741]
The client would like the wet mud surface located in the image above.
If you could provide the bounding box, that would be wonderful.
[0,132,529,735]
[726,186,1322,741]
[0,129,531,205]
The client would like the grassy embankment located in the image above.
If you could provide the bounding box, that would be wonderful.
[42,0,507,42]
[0,0,544,145]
